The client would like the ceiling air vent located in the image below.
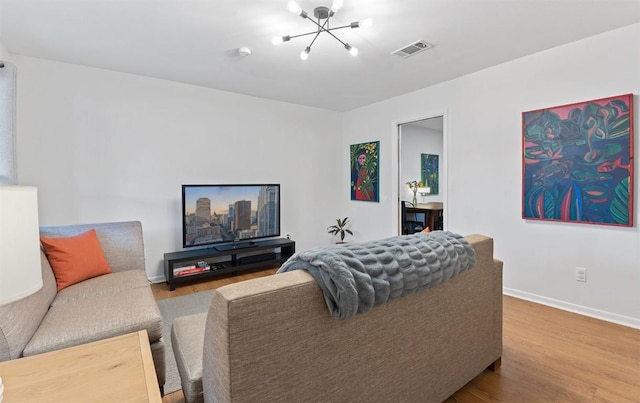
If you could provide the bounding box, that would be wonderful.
[391,40,433,58]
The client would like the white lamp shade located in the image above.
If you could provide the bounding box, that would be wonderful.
[0,186,42,305]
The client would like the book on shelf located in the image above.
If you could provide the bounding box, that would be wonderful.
[173,264,195,274]
[174,266,210,277]
[173,264,210,276]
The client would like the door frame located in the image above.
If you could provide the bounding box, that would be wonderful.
[393,111,448,235]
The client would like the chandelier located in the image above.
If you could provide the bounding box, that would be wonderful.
[273,0,373,60]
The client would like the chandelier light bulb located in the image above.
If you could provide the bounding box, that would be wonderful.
[345,44,359,56]
[300,47,311,60]
[359,18,373,28]
[287,1,302,15]
[331,0,344,13]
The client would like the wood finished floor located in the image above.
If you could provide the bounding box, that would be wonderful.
[153,269,640,403]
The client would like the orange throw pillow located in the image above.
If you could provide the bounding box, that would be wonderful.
[421,227,431,233]
[40,229,112,291]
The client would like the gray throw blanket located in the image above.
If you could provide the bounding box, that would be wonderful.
[277,231,475,320]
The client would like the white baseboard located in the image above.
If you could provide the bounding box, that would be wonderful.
[503,287,640,330]
[148,274,166,284]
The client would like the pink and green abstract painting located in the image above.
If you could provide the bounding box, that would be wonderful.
[522,94,634,226]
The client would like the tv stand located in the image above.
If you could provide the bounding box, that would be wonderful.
[163,238,295,291]
[214,241,257,252]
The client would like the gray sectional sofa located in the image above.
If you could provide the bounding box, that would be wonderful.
[172,233,503,403]
[0,221,165,391]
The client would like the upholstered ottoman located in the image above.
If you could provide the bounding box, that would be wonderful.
[171,313,207,403]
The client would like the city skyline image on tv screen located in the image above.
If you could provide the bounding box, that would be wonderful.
[182,184,280,248]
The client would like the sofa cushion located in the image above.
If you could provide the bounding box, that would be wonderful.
[40,229,112,291]
[172,313,207,403]
[23,285,163,357]
[52,270,151,306]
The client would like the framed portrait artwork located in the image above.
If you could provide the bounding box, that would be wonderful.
[350,141,380,202]
[522,94,634,226]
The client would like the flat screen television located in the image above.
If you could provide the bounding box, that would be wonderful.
[182,184,281,249]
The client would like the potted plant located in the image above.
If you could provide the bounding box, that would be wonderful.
[327,217,353,243]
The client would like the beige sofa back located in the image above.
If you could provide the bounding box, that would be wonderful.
[203,234,502,403]
[39,220,146,273]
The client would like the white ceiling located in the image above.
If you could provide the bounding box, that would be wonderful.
[1,0,639,111]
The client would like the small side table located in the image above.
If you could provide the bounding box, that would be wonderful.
[0,330,161,402]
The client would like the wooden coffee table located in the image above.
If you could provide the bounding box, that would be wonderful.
[0,330,161,402]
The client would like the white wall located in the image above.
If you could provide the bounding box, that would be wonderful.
[342,23,640,328]
[0,11,7,59]
[14,56,343,281]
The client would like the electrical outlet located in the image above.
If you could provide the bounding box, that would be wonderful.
[576,267,587,282]
[286,233,291,240]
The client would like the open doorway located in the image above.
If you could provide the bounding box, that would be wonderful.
[398,116,445,234]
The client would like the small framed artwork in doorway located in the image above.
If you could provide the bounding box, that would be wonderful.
[421,153,439,195]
